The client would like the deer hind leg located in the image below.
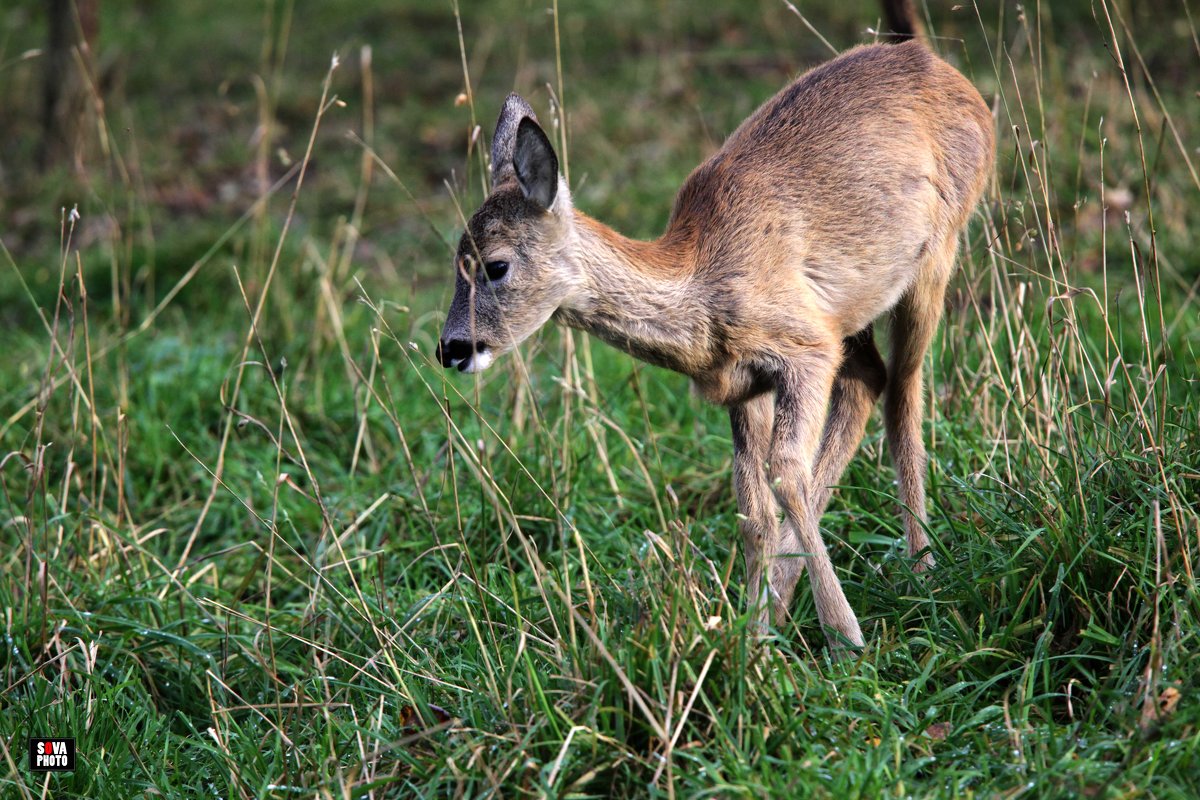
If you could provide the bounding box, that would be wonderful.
[885,240,956,571]
[771,326,887,609]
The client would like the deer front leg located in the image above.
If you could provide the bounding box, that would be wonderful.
[809,325,888,517]
[730,394,781,625]
[770,351,865,650]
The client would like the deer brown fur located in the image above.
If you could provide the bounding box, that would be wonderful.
[438,5,994,650]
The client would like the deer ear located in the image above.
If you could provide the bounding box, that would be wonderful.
[491,93,537,183]
[513,117,559,210]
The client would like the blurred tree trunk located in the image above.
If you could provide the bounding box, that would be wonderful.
[40,0,99,172]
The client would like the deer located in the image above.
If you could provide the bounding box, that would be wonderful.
[436,0,994,651]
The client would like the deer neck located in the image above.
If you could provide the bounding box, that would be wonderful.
[555,213,713,376]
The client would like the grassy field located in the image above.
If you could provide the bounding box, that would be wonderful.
[1,0,1198,796]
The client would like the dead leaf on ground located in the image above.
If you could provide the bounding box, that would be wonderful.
[1157,687,1181,716]
[926,722,952,740]
[398,703,453,732]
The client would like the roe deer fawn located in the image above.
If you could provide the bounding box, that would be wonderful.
[437,1,993,650]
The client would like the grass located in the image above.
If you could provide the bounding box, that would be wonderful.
[1,0,1198,797]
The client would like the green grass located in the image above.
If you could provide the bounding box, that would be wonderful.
[1,0,1198,797]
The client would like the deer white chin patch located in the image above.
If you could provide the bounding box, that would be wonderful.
[461,349,494,373]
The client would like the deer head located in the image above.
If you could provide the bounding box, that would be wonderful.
[437,94,581,372]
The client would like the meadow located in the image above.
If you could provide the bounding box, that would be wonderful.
[1,0,1197,796]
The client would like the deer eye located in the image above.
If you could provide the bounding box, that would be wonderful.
[483,260,510,282]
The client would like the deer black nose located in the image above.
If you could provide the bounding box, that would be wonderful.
[437,338,475,368]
